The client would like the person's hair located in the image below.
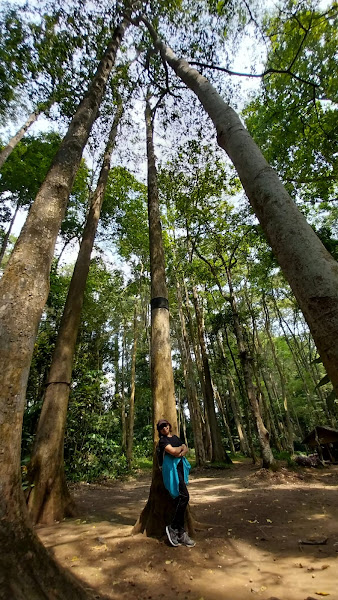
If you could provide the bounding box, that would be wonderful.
[158,421,172,437]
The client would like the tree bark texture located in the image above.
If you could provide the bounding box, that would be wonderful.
[133,99,178,536]
[192,285,226,462]
[26,102,123,525]
[144,21,338,395]
[0,14,129,594]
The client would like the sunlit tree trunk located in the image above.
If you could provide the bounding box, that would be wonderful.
[0,14,129,593]
[144,20,338,395]
[26,102,123,525]
[133,99,194,536]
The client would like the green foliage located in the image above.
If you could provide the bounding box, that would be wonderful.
[244,1,338,206]
[0,132,61,208]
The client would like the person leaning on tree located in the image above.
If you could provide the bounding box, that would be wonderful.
[157,419,196,547]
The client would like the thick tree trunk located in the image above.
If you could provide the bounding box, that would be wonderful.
[0,201,19,265]
[26,102,123,525]
[192,285,227,462]
[0,15,129,593]
[144,22,338,395]
[133,99,180,536]
[0,110,40,170]
[0,515,103,600]
[126,299,139,469]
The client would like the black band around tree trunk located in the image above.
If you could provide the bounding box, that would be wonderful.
[151,297,169,311]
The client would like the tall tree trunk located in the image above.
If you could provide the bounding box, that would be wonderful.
[26,102,123,525]
[0,15,129,593]
[214,387,236,454]
[0,201,19,265]
[191,285,227,463]
[126,299,139,469]
[216,331,249,455]
[121,324,127,453]
[223,323,257,462]
[0,109,41,170]
[133,99,189,537]
[262,296,294,452]
[175,285,206,466]
[144,20,338,395]
[183,281,212,460]
[225,267,274,468]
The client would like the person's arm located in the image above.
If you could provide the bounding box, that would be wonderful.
[179,444,188,457]
[164,443,185,457]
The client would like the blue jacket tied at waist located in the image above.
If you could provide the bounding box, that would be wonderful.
[162,454,191,498]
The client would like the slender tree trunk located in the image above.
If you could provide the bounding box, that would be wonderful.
[192,285,227,462]
[183,280,212,460]
[133,99,187,537]
[0,110,41,170]
[223,323,257,462]
[0,201,19,265]
[225,267,274,467]
[126,299,139,469]
[176,280,206,466]
[144,21,338,395]
[26,102,123,525]
[217,332,249,455]
[214,387,236,454]
[121,325,127,453]
[262,296,294,452]
[0,14,129,593]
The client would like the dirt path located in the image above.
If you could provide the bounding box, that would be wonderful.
[37,461,338,600]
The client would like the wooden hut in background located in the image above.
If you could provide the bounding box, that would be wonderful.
[302,426,338,463]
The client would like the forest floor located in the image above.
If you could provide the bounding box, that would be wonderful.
[37,459,338,600]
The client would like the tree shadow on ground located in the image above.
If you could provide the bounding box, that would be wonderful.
[37,462,338,600]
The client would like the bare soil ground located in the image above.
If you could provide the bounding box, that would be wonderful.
[37,460,338,600]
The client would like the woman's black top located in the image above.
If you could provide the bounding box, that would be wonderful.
[159,434,183,452]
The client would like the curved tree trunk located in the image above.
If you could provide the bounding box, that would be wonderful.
[143,19,338,395]
[0,14,129,594]
[133,99,187,536]
[26,102,123,525]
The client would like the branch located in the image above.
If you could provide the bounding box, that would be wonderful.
[188,61,320,89]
